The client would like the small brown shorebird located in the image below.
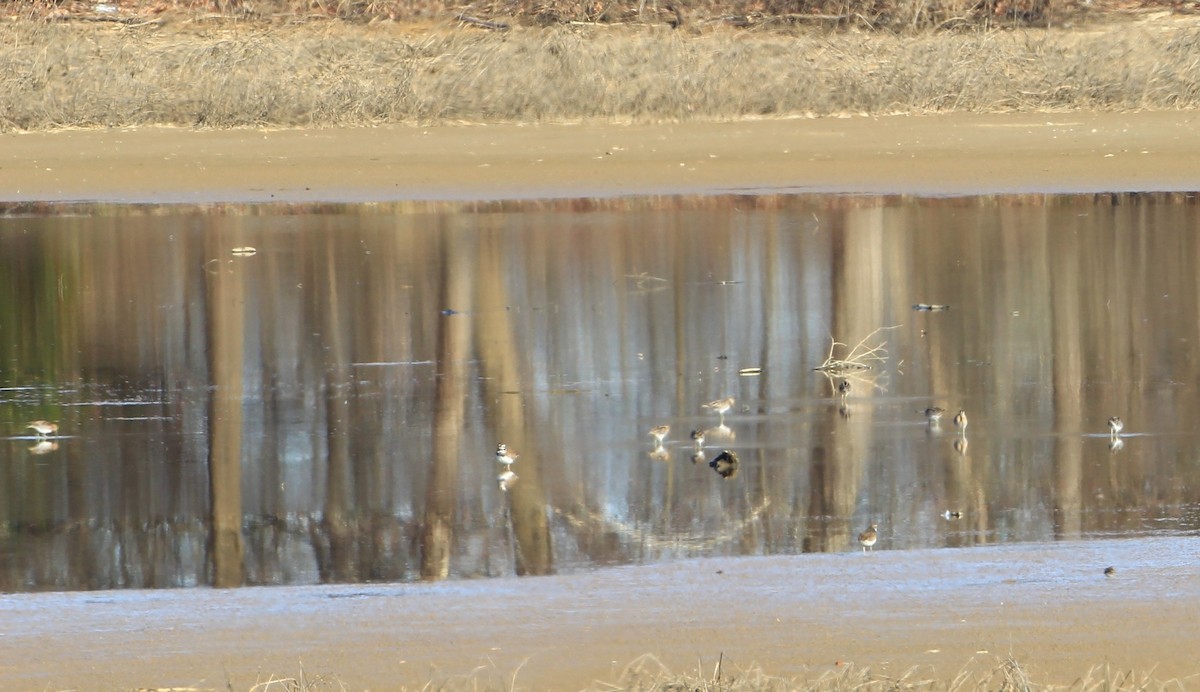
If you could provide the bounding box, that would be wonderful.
[26,420,58,438]
[953,410,968,433]
[924,407,946,425]
[858,523,878,553]
[1108,416,1124,438]
[703,397,735,423]
[838,379,851,397]
[495,443,518,466]
[648,424,670,446]
[690,428,707,448]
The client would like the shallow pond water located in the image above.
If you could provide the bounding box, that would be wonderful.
[2,192,1199,591]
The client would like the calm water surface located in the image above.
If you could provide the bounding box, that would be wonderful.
[2,193,1199,592]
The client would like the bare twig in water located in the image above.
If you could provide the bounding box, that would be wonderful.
[814,324,900,374]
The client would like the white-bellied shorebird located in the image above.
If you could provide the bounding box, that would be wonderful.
[648,424,670,446]
[26,420,58,438]
[858,523,878,553]
[690,428,707,449]
[703,397,735,423]
[1108,416,1124,438]
[495,443,518,466]
[924,407,946,426]
[953,409,968,433]
[838,380,851,397]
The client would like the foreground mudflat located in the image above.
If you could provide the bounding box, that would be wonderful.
[2,538,1197,689]
[3,111,1200,204]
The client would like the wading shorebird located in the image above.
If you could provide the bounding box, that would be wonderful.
[923,407,946,426]
[495,443,518,466]
[858,523,879,553]
[703,397,735,423]
[690,428,707,449]
[838,380,851,397]
[1108,416,1124,439]
[26,420,58,438]
[953,410,968,434]
[648,424,670,446]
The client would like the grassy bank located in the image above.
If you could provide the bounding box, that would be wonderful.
[261,654,1192,690]
[2,10,1199,131]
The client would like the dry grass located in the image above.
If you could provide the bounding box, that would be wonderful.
[2,10,1200,131]
[599,654,1192,691]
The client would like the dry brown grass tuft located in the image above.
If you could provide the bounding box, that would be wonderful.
[601,653,1195,691]
[2,14,1200,131]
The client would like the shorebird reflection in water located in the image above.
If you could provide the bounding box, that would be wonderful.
[648,424,670,446]
[28,439,59,455]
[709,449,740,479]
[495,443,518,466]
[706,423,735,442]
[858,523,879,553]
[497,470,518,492]
[26,420,58,438]
[1109,436,1125,453]
[703,397,735,424]
[954,436,969,456]
[1108,416,1124,439]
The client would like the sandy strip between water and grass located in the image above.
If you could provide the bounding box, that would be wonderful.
[2,111,1200,205]
[1,538,1198,689]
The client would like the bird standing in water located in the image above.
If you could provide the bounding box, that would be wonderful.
[703,397,735,424]
[495,443,518,466]
[924,407,945,426]
[26,421,59,438]
[858,523,879,553]
[648,424,670,446]
[1108,416,1124,439]
[953,410,968,434]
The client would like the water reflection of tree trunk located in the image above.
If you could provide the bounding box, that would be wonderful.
[476,229,553,576]
[206,236,246,588]
[823,208,886,548]
[1050,225,1083,539]
[319,234,357,582]
[420,230,473,581]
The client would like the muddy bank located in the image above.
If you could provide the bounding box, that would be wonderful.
[1,537,1197,689]
[2,111,1200,205]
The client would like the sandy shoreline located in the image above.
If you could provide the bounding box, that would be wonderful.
[2,538,1198,690]
[3,111,1200,205]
